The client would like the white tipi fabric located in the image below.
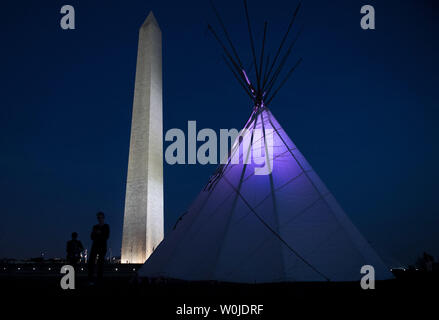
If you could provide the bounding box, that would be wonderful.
[139,108,392,282]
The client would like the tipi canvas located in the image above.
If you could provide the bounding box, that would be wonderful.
[139,107,392,282]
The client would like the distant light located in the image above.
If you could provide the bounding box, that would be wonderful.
[132,268,136,271]
[81,267,84,271]
[17,267,21,270]
[33,267,36,271]
[115,268,118,271]
[48,268,51,271]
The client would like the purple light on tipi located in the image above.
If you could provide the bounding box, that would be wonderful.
[138,108,392,282]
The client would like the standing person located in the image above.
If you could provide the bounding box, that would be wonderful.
[88,212,110,284]
[423,252,434,272]
[66,232,84,266]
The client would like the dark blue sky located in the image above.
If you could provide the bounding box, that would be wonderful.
[0,0,437,265]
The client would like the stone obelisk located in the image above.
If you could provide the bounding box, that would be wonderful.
[121,12,163,264]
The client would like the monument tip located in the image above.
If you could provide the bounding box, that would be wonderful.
[141,11,160,29]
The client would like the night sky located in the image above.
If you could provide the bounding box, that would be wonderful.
[0,0,437,266]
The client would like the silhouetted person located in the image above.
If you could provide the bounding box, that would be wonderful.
[88,212,110,284]
[66,232,84,266]
[423,252,434,272]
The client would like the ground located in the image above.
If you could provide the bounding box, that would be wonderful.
[1,263,436,315]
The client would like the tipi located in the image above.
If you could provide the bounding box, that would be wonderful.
[138,1,392,282]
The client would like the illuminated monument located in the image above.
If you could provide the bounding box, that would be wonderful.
[121,12,163,264]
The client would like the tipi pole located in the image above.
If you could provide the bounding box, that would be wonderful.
[262,2,301,89]
[258,22,268,93]
[222,55,255,101]
[209,114,260,279]
[208,25,254,97]
[265,57,302,105]
[259,110,286,279]
[243,0,261,91]
[261,54,271,91]
[264,27,303,99]
[210,0,245,69]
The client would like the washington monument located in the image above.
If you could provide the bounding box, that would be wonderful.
[121,12,164,264]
